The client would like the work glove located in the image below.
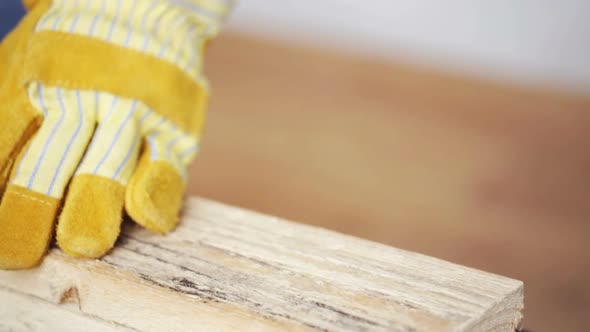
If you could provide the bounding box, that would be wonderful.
[0,0,233,269]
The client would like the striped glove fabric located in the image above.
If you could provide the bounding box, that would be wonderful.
[0,0,233,269]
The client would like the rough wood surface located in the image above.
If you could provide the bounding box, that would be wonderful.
[0,197,523,332]
[0,287,131,332]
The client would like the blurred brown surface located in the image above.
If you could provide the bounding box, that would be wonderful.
[188,34,590,331]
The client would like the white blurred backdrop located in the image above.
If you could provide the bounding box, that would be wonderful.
[226,0,590,93]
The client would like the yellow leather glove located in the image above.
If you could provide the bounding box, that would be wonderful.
[0,0,234,269]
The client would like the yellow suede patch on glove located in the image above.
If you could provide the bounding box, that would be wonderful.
[0,186,59,269]
[126,147,186,234]
[57,174,126,258]
[0,0,234,269]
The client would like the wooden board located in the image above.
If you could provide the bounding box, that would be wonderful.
[0,197,523,332]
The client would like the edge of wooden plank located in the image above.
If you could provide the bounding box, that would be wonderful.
[0,197,524,331]
[460,280,524,332]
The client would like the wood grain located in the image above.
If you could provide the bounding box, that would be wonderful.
[0,288,131,332]
[0,198,523,332]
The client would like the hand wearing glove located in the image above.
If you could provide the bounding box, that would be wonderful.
[0,0,233,269]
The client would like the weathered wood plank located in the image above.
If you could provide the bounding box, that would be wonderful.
[0,197,523,331]
[0,287,133,332]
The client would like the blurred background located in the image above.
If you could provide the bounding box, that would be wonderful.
[3,1,590,331]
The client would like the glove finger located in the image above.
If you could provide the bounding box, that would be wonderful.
[0,41,42,192]
[57,96,141,258]
[0,184,59,269]
[0,101,39,193]
[0,0,53,191]
[126,128,196,234]
[0,139,56,270]
[0,85,95,269]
